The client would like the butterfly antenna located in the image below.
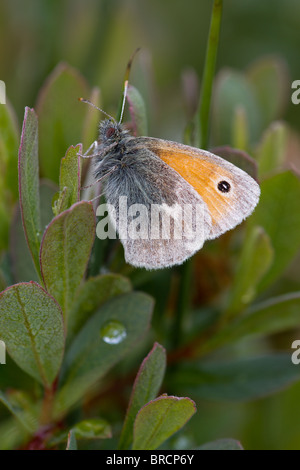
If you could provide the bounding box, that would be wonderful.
[78,98,116,123]
[118,47,141,124]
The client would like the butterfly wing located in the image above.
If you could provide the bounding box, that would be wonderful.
[103,147,212,269]
[135,137,261,239]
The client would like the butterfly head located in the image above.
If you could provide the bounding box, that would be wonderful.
[99,119,125,145]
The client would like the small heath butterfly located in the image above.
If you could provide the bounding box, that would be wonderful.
[80,81,260,270]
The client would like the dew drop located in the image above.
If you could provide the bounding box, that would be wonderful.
[100,320,127,345]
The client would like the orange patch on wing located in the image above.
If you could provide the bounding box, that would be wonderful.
[156,148,232,226]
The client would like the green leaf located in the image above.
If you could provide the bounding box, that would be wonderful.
[36,62,89,183]
[119,342,167,450]
[256,122,288,178]
[196,438,243,450]
[127,85,148,136]
[248,171,300,292]
[54,144,82,215]
[67,273,132,346]
[132,395,196,450]
[40,201,95,320]
[169,354,300,402]
[0,391,38,433]
[66,430,77,450]
[198,0,223,149]
[55,292,153,417]
[0,281,64,386]
[227,226,274,315]
[18,107,42,277]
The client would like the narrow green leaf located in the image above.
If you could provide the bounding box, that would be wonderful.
[198,0,223,149]
[227,226,274,316]
[36,63,89,183]
[170,354,300,402]
[196,438,243,450]
[132,395,196,450]
[66,430,77,450]
[127,85,148,136]
[54,144,82,215]
[248,171,300,292]
[55,292,153,417]
[40,201,95,320]
[67,273,132,346]
[119,342,167,450]
[256,122,288,178]
[0,282,64,386]
[18,107,42,277]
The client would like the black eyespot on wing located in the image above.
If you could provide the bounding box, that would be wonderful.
[218,180,231,193]
[106,127,116,138]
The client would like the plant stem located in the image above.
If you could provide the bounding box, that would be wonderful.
[198,0,223,149]
[40,384,54,426]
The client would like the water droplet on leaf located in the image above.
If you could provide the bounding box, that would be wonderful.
[100,320,127,345]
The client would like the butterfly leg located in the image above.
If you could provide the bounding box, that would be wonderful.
[77,140,100,159]
[80,166,117,190]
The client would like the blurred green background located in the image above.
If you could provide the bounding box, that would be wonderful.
[1,0,300,137]
[1,0,300,450]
